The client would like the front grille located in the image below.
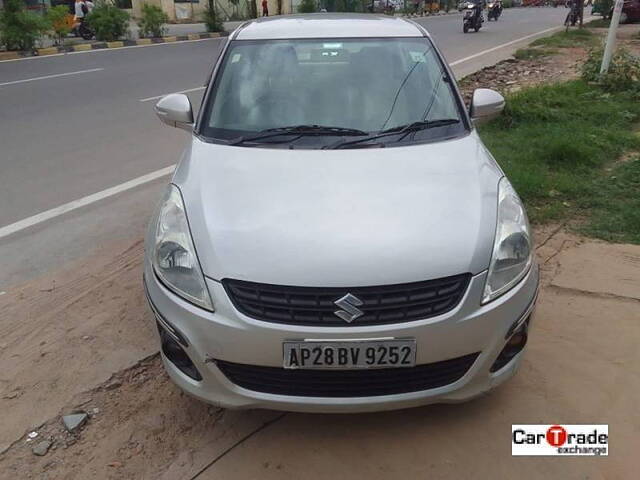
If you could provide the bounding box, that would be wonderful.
[222,274,471,327]
[216,353,479,397]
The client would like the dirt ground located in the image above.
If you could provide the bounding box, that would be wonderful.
[1,28,639,480]
[459,24,640,101]
[1,226,638,480]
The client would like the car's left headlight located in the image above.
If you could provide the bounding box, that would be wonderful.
[151,184,213,311]
[482,177,532,304]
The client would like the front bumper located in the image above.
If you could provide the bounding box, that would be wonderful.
[143,263,539,413]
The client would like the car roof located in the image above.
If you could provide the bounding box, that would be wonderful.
[233,13,426,40]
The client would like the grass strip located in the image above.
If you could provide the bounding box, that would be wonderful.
[513,47,558,60]
[479,80,640,242]
[531,29,598,49]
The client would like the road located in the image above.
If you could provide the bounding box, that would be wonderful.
[0,7,570,288]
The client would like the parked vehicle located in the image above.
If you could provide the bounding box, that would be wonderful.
[591,0,609,15]
[463,2,484,32]
[145,14,538,413]
[610,0,640,23]
[372,0,402,13]
[487,1,503,20]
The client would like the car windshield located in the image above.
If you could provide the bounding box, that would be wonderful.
[199,37,466,148]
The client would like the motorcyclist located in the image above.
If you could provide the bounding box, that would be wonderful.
[565,0,581,25]
[488,0,502,18]
[472,0,486,24]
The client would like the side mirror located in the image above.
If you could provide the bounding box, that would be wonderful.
[470,88,505,123]
[155,94,193,131]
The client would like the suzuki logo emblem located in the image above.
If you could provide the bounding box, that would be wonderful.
[333,293,364,323]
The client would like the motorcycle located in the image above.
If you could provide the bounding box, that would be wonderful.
[487,1,502,20]
[74,20,95,41]
[564,0,580,31]
[463,3,483,33]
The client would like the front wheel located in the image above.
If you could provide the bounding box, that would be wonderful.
[474,25,480,32]
[463,23,469,33]
[79,25,94,40]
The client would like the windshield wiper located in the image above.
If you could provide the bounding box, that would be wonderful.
[326,118,460,150]
[228,125,368,146]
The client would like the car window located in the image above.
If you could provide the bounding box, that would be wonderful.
[200,37,464,146]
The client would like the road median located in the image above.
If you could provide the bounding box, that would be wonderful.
[1,31,229,61]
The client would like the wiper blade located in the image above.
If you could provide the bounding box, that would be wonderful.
[326,118,460,149]
[385,118,460,134]
[229,125,368,146]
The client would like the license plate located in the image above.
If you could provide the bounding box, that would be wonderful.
[283,339,416,370]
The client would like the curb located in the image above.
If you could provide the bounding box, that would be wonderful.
[0,51,20,61]
[1,31,229,60]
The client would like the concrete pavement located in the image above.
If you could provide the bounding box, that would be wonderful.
[0,7,570,287]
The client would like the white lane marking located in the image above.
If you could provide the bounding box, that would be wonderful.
[0,38,221,64]
[139,86,206,102]
[0,67,104,87]
[0,165,175,240]
[450,26,562,66]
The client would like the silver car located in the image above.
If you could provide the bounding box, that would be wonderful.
[144,14,538,412]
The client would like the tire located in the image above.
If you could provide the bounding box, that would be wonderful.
[474,25,480,32]
[463,23,469,33]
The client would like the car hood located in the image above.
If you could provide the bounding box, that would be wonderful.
[173,133,503,286]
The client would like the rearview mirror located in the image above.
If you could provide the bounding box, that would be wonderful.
[470,88,505,123]
[155,94,193,131]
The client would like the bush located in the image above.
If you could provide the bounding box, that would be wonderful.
[0,0,50,51]
[46,5,73,45]
[85,2,130,42]
[502,0,513,7]
[203,1,223,33]
[137,3,168,38]
[298,0,316,13]
[582,46,640,94]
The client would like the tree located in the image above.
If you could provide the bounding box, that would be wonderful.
[85,2,130,42]
[250,0,258,18]
[0,0,50,51]
[137,3,169,38]
[46,5,74,46]
[298,0,316,12]
[204,0,223,32]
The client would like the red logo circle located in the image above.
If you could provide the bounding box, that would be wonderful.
[546,425,567,447]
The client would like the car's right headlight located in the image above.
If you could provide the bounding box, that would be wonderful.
[151,184,213,311]
[482,177,532,304]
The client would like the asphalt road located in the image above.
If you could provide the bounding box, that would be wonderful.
[0,8,570,287]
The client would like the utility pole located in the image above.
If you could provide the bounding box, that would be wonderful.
[600,0,625,74]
